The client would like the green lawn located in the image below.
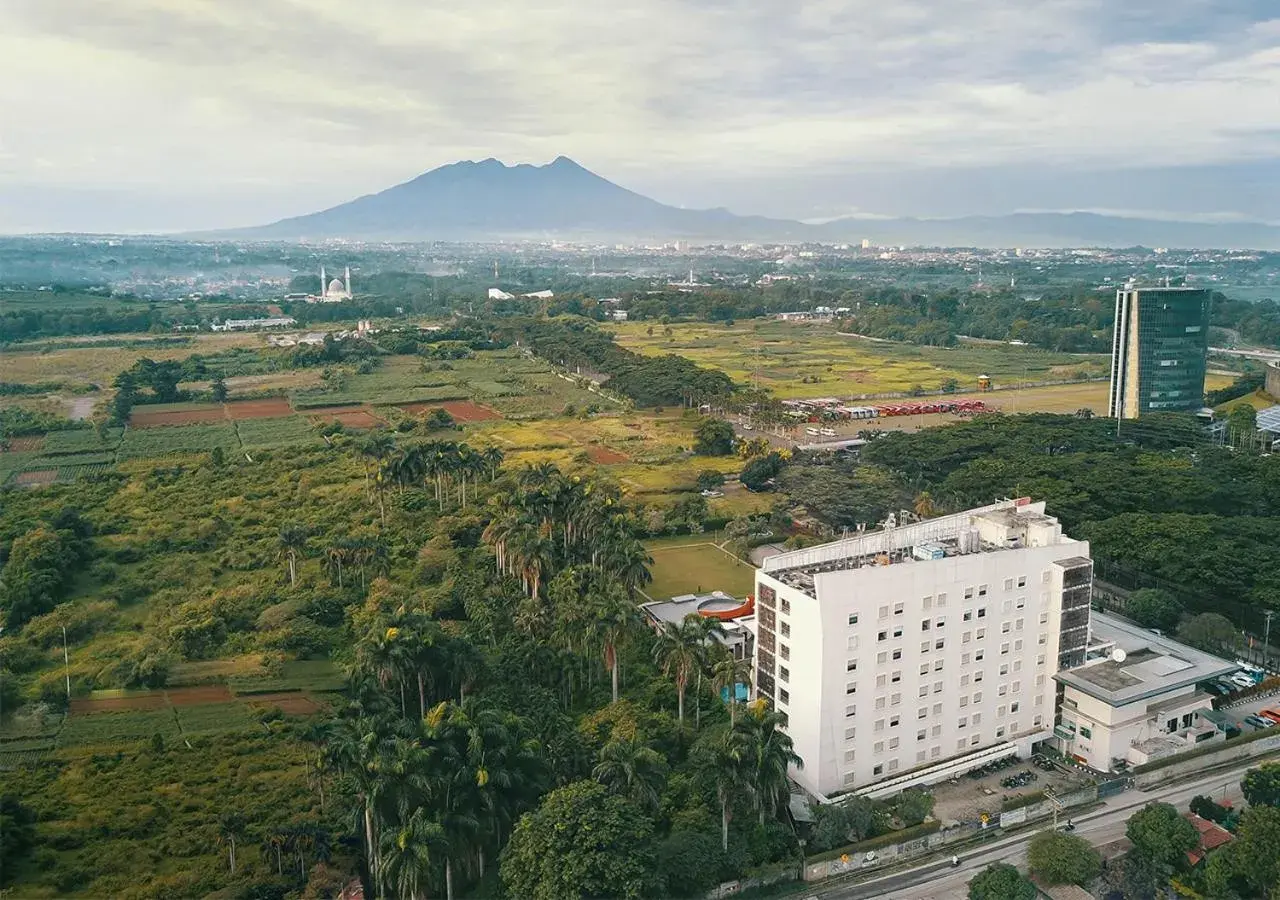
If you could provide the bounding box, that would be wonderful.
[643,536,756,600]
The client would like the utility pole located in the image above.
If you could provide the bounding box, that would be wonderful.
[1265,610,1274,670]
[63,625,71,700]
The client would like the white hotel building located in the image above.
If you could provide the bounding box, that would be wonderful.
[753,499,1093,799]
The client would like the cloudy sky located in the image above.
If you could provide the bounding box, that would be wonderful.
[3,0,1279,232]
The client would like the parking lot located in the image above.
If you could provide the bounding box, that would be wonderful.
[930,754,1092,825]
[1206,664,1280,732]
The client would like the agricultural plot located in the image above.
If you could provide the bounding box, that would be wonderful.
[129,404,227,427]
[117,422,241,459]
[0,451,38,481]
[41,427,123,453]
[610,321,1109,399]
[643,535,757,600]
[236,415,325,449]
[58,707,181,747]
[229,659,345,695]
[175,702,263,735]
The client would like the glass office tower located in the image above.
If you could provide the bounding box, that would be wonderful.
[1107,287,1210,419]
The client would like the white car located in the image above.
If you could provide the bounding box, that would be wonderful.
[1229,672,1256,689]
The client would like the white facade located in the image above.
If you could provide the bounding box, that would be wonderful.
[753,500,1092,799]
[1053,612,1234,771]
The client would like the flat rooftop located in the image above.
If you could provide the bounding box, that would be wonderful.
[760,499,1079,598]
[640,592,752,644]
[1055,611,1235,706]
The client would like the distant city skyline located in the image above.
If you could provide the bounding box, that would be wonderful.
[3,1,1279,233]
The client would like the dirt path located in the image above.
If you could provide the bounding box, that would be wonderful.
[66,396,98,421]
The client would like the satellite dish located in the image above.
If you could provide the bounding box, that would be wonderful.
[1111,648,1127,663]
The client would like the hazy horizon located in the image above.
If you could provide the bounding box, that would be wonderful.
[4,1,1279,233]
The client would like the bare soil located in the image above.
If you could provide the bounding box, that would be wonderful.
[224,398,294,420]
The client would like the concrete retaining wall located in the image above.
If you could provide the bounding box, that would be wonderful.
[1133,733,1280,788]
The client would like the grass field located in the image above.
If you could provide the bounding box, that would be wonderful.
[235,415,326,449]
[41,428,124,454]
[643,534,757,600]
[229,659,345,695]
[610,320,1110,399]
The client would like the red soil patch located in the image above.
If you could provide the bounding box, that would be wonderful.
[2,435,45,452]
[14,469,57,485]
[130,406,226,427]
[71,692,168,713]
[224,398,294,420]
[245,693,322,715]
[587,445,629,464]
[307,405,384,430]
[397,400,502,422]
[166,685,234,706]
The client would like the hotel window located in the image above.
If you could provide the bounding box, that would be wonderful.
[917,750,927,763]
[972,713,981,725]
[962,652,971,665]
[959,696,968,707]
[933,681,943,694]
[892,649,902,661]
[965,587,975,600]
[893,627,903,639]
[935,639,945,650]
[891,693,901,706]
[781,622,791,638]
[847,659,858,672]
[977,607,987,619]
[1039,634,1048,645]
[918,706,928,719]
[1039,612,1048,625]
[889,715,900,728]
[935,618,945,629]
[888,759,900,773]
[1000,663,1009,676]
[875,719,885,732]
[998,705,1007,716]
[998,685,1008,696]
[875,696,886,710]
[918,685,928,697]
[1010,702,1020,714]
[1004,578,1014,591]
[780,644,790,661]
[934,660,944,672]
[1037,654,1046,667]
[933,703,943,715]
[1012,681,1021,693]
[1002,622,1012,634]
[846,705,857,718]
[923,595,933,609]
[936,592,947,606]
[1018,576,1027,588]
[1033,715,1043,728]
[964,610,973,622]
[960,674,970,687]
[1014,640,1023,652]
[975,649,985,661]
[889,737,900,750]
[779,689,790,705]
[979,584,988,596]
[894,602,904,615]
[877,652,888,664]
[962,630,972,644]
[780,599,790,614]
[874,741,884,754]
[996,726,1005,738]
[976,628,986,640]
[931,745,942,758]
[878,631,888,642]
[921,619,931,631]
[919,663,929,676]
[931,725,942,737]
[848,636,860,651]
[845,750,856,763]
[879,605,889,619]
[973,691,982,703]
[974,670,984,682]
[971,735,981,746]
[1013,660,1022,673]
[873,764,883,776]
[1002,599,1013,614]
[848,613,859,626]
[920,641,931,654]
[876,674,887,688]
[779,667,789,683]
[891,670,902,683]
[958,716,968,729]
[846,683,858,695]
[1042,570,1051,583]
[1000,642,1010,656]
[1036,674,1045,686]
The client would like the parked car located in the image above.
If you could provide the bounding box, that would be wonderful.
[1259,708,1280,725]
[1229,673,1257,689]
[1245,715,1275,729]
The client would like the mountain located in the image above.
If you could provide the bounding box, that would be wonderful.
[230,157,1280,249]
[234,156,808,242]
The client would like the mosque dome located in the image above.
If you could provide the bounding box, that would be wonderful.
[327,278,346,294]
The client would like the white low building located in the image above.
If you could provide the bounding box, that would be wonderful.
[754,499,1093,799]
[1052,612,1235,771]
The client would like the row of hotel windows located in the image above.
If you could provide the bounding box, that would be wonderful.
[844,640,1050,684]
[841,714,1049,781]
[844,687,1041,724]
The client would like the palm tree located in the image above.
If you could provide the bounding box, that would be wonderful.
[378,808,445,900]
[711,653,753,724]
[588,580,641,703]
[481,446,504,480]
[422,702,483,900]
[356,623,413,717]
[324,540,351,588]
[278,525,308,587]
[593,736,666,811]
[707,731,750,851]
[736,703,803,824]
[684,614,727,729]
[261,826,289,875]
[360,433,396,502]
[603,536,653,595]
[216,811,246,874]
[652,619,700,724]
[325,717,393,886]
[913,491,938,519]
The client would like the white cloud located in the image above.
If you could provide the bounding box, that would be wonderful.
[2,0,1279,229]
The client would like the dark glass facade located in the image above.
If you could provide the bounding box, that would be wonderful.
[1108,288,1210,418]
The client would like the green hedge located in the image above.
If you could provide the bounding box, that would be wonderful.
[1001,790,1047,811]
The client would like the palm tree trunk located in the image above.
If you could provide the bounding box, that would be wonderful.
[446,858,455,900]
[696,670,702,729]
[677,684,685,723]
[363,803,378,897]
[721,801,730,851]
[479,847,486,879]
[229,844,235,873]
[288,555,297,587]
[417,671,426,717]
[611,653,619,704]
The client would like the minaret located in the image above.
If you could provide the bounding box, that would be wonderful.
[344,266,351,298]
[320,266,326,297]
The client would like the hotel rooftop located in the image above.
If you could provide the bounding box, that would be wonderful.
[761,499,1082,598]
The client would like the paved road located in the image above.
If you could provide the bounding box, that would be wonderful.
[812,758,1259,900]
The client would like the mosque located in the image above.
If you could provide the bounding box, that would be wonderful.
[311,266,352,303]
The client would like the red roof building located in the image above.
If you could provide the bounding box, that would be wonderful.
[1185,813,1234,866]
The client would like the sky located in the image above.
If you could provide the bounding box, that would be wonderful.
[3,0,1279,233]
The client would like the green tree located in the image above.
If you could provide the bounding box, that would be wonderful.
[1178,612,1237,650]
[1228,402,1258,435]
[1242,762,1280,808]
[968,863,1035,900]
[1026,829,1101,885]
[216,811,247,874]
[1125,803,1198,870]
[593,737,666,812]
[696,470,726,491]
[379,808,445,900]
[736,703,802,825]
[652,619,701,724]
[499,780,658,900]
[711,653,752,724]
[895,788,935,827]
[694,418,735,456]
[210,376,228,403]
[1126,589,1184,632]
[1233,805,1280,895]
[1120,849,1165,900]
[704,731,749,852]
[278,525,308,588]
